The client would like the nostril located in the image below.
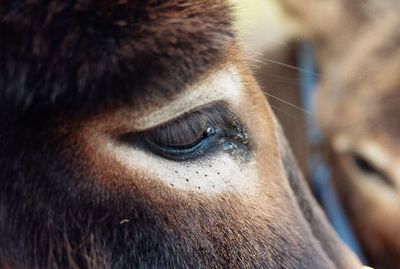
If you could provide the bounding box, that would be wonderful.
[350,153,394,187]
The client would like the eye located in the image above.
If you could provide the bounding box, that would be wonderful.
[350,153,394,187]
[121,103,249,162]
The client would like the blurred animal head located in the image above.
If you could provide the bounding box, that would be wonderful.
[0,1,361,268]
[281,1,400,268]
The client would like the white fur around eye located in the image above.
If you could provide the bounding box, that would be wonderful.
[108,141,258,195]
[133,66,242,131]
[104,65,258,195]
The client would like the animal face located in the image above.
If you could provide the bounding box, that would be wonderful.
[281,1,400,267]
[0,1,361,268]
[316,14,400,268]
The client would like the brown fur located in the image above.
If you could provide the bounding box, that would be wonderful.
[253,45,310,177]
[0,0,233,115]
[317,14,400,268]
[0,1,362,268]
[280,1,400,268]
[280,0,400,71]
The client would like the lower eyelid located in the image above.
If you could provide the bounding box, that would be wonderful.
[108,137,258,194]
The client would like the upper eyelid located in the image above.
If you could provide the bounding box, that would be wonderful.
[117,101,233,141]
[140,101,233,134]
[129,66,242,131]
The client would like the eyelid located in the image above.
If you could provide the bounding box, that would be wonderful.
[130,66,242,131]
[143,101,233,132]
[119,102,242,146]
[145,114,210,148]
[116,101,251,163]
[148,103,233,144]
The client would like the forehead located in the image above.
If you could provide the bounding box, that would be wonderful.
[323,14,400,102]
[0,0,234,116]
[321,15,400,139]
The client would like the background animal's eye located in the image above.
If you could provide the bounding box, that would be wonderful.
[121,103,249,162]
[350,153,394,187]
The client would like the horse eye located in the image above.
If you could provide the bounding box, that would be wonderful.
[121,103,248,162]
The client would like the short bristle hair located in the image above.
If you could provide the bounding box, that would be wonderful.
[0,0,233,115]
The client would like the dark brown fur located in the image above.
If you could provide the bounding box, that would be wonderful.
[0,0,233,115]
[0,1,362,268]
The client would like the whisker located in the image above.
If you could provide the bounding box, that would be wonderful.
[270,105,298,121]
[232,77,312,115]
[258,58,323,78]
[258,73,300,84]
[263,91,311,115]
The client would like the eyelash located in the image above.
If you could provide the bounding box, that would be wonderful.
[120,103,249,162]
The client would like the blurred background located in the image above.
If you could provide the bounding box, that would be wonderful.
[232,1,400,268]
